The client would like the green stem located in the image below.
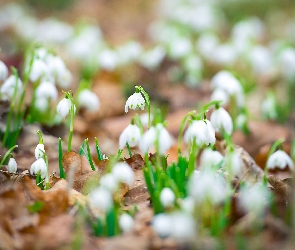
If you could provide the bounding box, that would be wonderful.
[94,137,104,161]
[187,139,198,177]
[126,142,132,157]
[58,138,66,179]
[44,154,50,190]
[85,139,96,171]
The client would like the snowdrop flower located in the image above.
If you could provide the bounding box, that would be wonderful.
[210,107,233,135]
[98,49,119,71]
[160,188,175,208]
[197,33,219,60]
[266,150,294,170]
[36,81,58,101]
[210,88,229,106]
[117,41,142,65]
[139,45,165,70]
[211,44,238,66]
[56,98,76,118]
[46,55,66,77]
[139,113,153,127]
[30,158,47,179]
[111,162,134,186]
[35,98,49,112]
[181,196,195,214]
[119,124,141,149]
[261,93,277,120]
[139,123,172,155]
[249,46,273,75]
[119,213,134,233]
[0,60,8,81]
[211,71,244,107]
[35,143,45,159]
[152,213,172,238]
[239,184,270,215]
[56,68,72,88]
[125,92,145,113]
[200,148,223,169]
[78,89,100,112]
[225,150,243,177]
[169,212,197,241]
[184,119,216,147]
[8,158,17,173]
[152,212,196,240]
[99,173,118,193]
[29,59,48,82]
[168,38,192,59]
[89,187,113,212]
[279,47,295,80]
[0,75,23,100]
[188,170,226,204]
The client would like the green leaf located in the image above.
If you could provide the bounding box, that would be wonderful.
[28,201,44,213]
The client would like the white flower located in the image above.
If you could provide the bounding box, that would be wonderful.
[184,120,216,147]
[56,98,76,118]
[119,124,141,149]
[98,49,119,71]
[0,60,8,81]
[0,75,23,100]
[88,187,113,212]
[239,184,270,215]
[35,98,49,112]
[188,170,226,205]
[30,158,47,179]
[139,45,165,70]
[139,113,153,127]
[249,46,273,75]
[8,158,17,173]
[35,143,45,159]
[125,92,145,113]
[266,150,294,170]
[56,68,72,88]
[168,38,192,59]
[210,107,233,135]
[111,162,134,186]
[152,213,172,238]
[169,212,197,240]
[29,59,48,82]
[36,81,58,101]
[46,55,66,78]
[152,212,196,240]
[225,150,243,177]
[261,93,277,120]
[200,148,223,169]
[211,70,244,107]
[139,124,172,155]
[99,173,118,193]
[181,196,195,214]
[279,48,295,80]
[235,114,247,130]
[78,89,100,112]
[210,88,229,106]
[119,213,134,233]
[160,188,175,208]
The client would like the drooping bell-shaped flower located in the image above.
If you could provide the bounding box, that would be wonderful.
[8,158,17,173]
[56,98,76,118]
[184,119,215,147]
[160,187,175,208]
[139,123,172,155]
[266,150,294,170]
[125,92,145,113]
[111,162,134,186]
[78,89,100,112]
[35,143,45,159]
[119,124,141,149]
[88,187,113,212]
[30,158,47,179]
[210,107,233,135]
[0,60,8,81]
[119,213,134,233]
